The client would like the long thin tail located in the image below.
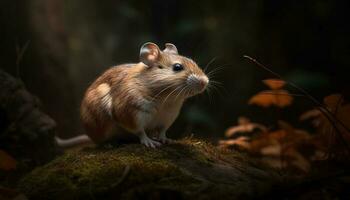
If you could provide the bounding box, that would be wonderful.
[55,135,92,148]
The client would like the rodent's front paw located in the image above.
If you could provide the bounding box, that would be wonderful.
[140,136,162,148]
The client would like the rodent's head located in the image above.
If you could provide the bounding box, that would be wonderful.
[140,42,208,100]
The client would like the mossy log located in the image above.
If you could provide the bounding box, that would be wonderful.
[19,139,281,199]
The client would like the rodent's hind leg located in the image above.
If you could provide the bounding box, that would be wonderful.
[137,130,162,148]
[158,129,175,144]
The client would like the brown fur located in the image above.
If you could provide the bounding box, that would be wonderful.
[80,43,208,144]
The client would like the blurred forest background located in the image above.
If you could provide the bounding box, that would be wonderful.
[1,0,349,140]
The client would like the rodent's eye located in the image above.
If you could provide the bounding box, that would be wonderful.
[172,63,184,72]
[158,65,164,69]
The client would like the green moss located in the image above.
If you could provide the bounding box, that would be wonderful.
[18,138,280,199]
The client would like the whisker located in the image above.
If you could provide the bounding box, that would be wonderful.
[206,65,231,78]
[161,85,182,106]
[207,77,230,97]
[204,57,217,73]
[207,83,228,99]
[206,87,213,104]
[174,85,188,102]
[185,87,193,100]
[209,80,224,85]
[207,67,224,77]
[152,83,178,100]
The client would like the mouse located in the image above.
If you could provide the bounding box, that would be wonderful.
[56,42,209,148]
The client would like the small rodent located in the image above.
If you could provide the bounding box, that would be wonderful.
[57,42,209,148]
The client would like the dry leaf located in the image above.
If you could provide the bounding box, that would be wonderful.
[260,144,281,156]
[285,148,310,172]
[218,136,250,149]
[300,94,350,157]
[267,130,287,141]
[221,92,350,173]
[259,146,311,172]
[225,117,267,137]
[248,90,293,108]
[323,94,343,111]
[228,119,315,172]
[278,120,311,142]
[336,104,350,139]
[0,150,17,171]
[300,109,321,121]
[262,79,286,90]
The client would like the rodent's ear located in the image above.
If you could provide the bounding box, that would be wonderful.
[140,42,161,67]
[163,43,178,55]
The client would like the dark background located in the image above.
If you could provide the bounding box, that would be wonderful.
[1,0,349,140]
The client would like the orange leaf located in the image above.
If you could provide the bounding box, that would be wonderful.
[300,109,321,121]
[272,90,293,107]
[262,79,286,90]
[336,104,350,122]
[218,137,251,149]
[248,92,275,107]
[249,136,278,154]
[277,120,312,145]
[268,130,287,141]
[225,117,267,137]
[324,94,343,110]
[260,143,281,156]
[248,90,293,108]
[0,150,17,171]
[335,104,350,143]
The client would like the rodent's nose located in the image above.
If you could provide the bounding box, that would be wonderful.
[198,76,209,90]
[186,74,209,92]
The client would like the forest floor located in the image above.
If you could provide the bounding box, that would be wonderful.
[0,137,349,199]
[17,138,281,200]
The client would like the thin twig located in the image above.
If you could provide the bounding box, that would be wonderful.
[203,56,217,73]
[15,40,30,81]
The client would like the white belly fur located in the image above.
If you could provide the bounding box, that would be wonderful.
[145,100,183,131]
